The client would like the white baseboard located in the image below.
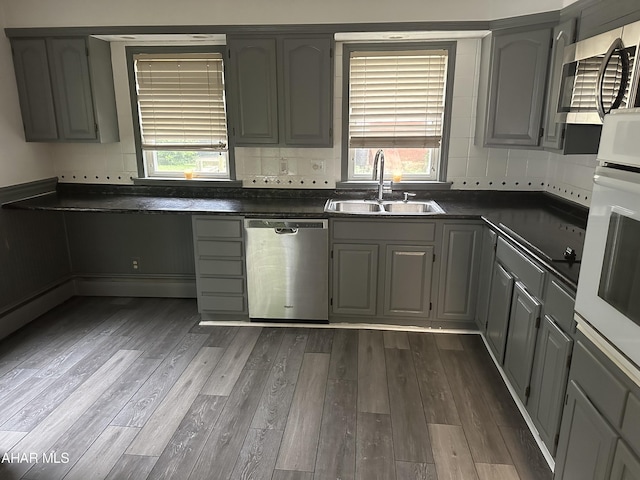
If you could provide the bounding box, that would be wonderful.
[74,275,196,298]
[0,280,76,340]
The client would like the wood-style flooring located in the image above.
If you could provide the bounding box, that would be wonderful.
[0,297,552,480]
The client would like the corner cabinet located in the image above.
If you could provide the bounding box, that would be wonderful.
[476,26,552,147]
[10,36,119,143]
[227,35,333,147]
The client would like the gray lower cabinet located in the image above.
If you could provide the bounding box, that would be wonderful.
[476,26,551,147]
[192,216,247,318]
[383,245,434,317]
[436,224,482,322]
[611,441,640,480]
[475,227,497,332]
[503,281,542,403]
[486,262,514,363]
[554,332,640,479]
[554,380,618,480]
[527,315,572,455]
[227,34,333,147]
[332,243,378,316]
[10,36,118,143]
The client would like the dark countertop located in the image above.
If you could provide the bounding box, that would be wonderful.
[4,185,587,289]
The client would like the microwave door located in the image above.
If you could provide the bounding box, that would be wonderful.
[596,38,630,121]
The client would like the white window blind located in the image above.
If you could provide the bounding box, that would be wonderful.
[134,53,228,150]
[348,49,448,149]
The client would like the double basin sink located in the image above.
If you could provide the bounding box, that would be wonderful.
[324,199,444,215]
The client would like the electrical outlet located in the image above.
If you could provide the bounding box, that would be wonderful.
[280,158,289,175]
[131,257,141,272]
[311,160,324,173]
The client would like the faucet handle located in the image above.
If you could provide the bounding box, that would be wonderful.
[403,192,417,202]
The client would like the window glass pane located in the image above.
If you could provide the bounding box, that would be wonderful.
[346,46,449,181]
[350,147,437,179]
[132,51,230,178]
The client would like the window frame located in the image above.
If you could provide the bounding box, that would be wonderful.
[126,45,236,181]
[341,41,456,183]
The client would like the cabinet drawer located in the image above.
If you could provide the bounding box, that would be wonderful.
[622,394,640,455]
[545,279,575,333]
[193,217,242,238]
[199,259,244,276]
[571,339,628,426]
[199,295,245,312]
[496,237,545,297]
[197,240,243,257]
[198,277,245,294]
[332,220,436,242]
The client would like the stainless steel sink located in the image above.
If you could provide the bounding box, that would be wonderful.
[324,199,444,215]
[325,200,384,213]
[381,200,445,214]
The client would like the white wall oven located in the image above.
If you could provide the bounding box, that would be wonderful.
[576,109,640,367]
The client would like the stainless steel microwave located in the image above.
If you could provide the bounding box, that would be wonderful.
[556,21,640,125]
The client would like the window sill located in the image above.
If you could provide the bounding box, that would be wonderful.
[132,177,243,188]
[336,181,452,191]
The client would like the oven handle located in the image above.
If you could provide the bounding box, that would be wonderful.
[594,169,640,195]
[596,37,630,122]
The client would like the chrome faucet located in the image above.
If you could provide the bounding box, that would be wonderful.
[372,149,390,202]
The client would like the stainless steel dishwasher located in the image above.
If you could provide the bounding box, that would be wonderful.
[245,219,328,321]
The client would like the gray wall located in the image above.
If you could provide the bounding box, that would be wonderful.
[0,181,71,314]
[64,212,195,276]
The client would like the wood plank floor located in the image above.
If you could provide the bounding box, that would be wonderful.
[0,297,552,480]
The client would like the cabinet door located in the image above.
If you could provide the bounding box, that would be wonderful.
[527,315,572,455]
[485,28,551,147]
[611,440,640,480]
[555,381,617,480]
[486,262,514,363]
[437,224,482,322]
[10,38,58,141]
[503,281,542,403]
[282,37,332,146]
[332,244,378,316]
[383,245,434,317]
[542,19,576,150]
[475,228,497,332]
[48,38,97,140]
[228,37,279,145]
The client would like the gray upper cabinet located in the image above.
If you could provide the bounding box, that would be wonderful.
[228,34,333,147]
[477,27,551,147]
[503,281,542,403]
[227,37,279,145]
[10,36,119,143]
[282,37,332,146]
[11,39,58,141]
[542,19,576,150]
[383,245,434,317]
[436,224,482,322]
[486,262,514,363]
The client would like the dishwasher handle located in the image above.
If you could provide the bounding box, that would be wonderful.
[275,227,298,235]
